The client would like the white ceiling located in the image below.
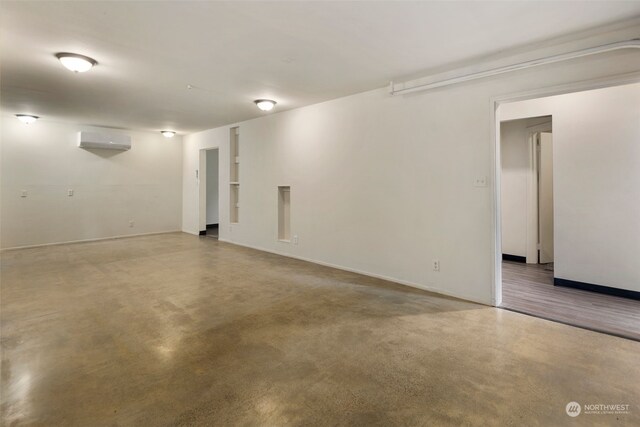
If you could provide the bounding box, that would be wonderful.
[2,1,639,134]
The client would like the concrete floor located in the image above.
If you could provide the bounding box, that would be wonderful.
[1,233,638,426]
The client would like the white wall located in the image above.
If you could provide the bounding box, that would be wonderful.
[183,25,640,305]
[499,82,640,293]
[206,149,219,224]
[1,119,183,249]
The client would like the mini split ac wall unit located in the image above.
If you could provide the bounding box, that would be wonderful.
[78,131,131,151]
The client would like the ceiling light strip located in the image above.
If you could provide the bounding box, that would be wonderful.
[389,39,640,96]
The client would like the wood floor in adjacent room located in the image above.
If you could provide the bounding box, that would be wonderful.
[1,233,639,426]
[501,261,640,341]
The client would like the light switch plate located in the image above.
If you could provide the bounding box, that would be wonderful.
[474,176,487,187]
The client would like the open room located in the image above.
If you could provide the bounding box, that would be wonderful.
[1,1,639,425]
[497,83,640,340]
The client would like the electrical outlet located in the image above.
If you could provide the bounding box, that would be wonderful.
[129,220,134,228]
[433,260,440,272]
[68,189,74,196]
[293,235,299,245]
[21,190,27,198]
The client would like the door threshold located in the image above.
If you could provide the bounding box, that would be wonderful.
[498,305,638,343]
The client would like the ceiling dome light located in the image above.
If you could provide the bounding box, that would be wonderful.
[161,131,176,138]
[15,114,39,124]
[56,52,97,73]
[254,99,276,111]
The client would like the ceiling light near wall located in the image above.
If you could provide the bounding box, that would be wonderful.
[161,131,176,138]
[15,114,39,124]
[56,53,98,73]
[254,99,277,111]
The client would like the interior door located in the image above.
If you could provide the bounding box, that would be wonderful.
[538,132,554,263]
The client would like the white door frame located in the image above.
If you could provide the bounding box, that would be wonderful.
[537,131,554,264]
[490,72,640,306]
[525,123,552,264]
[198,147,220,233]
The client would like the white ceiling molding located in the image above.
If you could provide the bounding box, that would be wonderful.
[389,39,640,96]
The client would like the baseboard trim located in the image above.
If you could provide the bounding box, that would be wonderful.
[554,277,640,300]
[502,254,526,263]
[1,230,182,251]
[217,237,491,306]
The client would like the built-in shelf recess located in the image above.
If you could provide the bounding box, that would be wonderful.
[278,186,290,242]
[230,127,239,223]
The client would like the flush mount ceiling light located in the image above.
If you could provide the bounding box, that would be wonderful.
[15,114,39,124]
[254,99,277,111]
[161,131,176,138]
[55,52,98,73]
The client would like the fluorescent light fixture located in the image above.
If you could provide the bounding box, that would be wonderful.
[254,99,277,111]
[56,52,97,73]
[15,114,39,124]
[161,131,176,138]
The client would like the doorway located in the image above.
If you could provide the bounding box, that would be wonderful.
[500,117,553,267]
[494,81,640,341]
[201,148,220,239]
[499,117,562,320]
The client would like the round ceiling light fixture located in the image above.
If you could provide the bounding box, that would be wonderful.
[15,114,39,124]
[254,99,277,111]
[55,52,98,73]
[161,131,176,138]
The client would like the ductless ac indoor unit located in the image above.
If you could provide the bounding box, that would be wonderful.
[78,131,131,151]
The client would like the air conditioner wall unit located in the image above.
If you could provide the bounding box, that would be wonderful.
[78,131,131,151]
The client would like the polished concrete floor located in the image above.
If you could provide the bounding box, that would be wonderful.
[1,233,639,426]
